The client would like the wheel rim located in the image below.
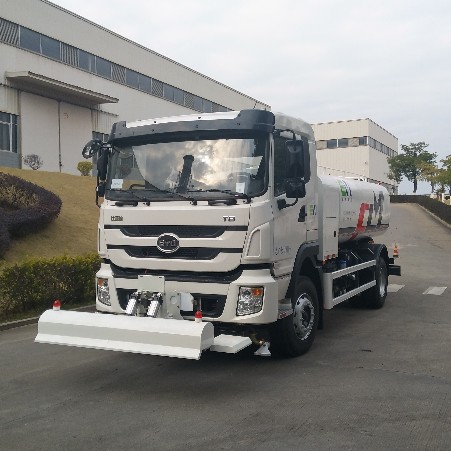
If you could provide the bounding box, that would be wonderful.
[379,264,387,297]
[293,293,315,340]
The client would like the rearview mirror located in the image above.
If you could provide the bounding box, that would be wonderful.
[285,179,306,199]
[82,139,103,159]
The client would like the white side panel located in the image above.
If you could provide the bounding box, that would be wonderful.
[318,177,339,261]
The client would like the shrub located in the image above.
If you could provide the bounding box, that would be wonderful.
[0,254,101,319]
[22,154,44,170]
[77,161,93,176]
[0,172,62,256]
[0,215,10,257]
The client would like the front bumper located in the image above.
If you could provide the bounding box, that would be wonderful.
[95,263,279,324]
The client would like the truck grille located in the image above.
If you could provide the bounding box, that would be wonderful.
[105,225,246,238]
[110,263,257,283]
[108,245,241,260]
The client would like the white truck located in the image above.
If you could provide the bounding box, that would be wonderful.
[36,110,400,359]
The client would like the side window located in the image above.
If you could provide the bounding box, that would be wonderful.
[274,135,288,197]
[273,134,311,196]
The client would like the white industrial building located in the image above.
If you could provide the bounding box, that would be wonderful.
[0,0,397,193]
[312,119,398,193]
[0,0,268,174]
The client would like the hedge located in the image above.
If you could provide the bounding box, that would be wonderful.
[391,195,451,225]
[0,172,62,256]
[0,254,101,319]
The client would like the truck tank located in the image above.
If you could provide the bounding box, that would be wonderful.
[318,176,390,260]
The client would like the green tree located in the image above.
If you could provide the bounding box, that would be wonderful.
[387,142,436,193]
[437,155,451,194]
[418,161,439,193]
[387,154,406,185]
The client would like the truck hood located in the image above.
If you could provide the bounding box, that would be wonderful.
[101,202,251,272]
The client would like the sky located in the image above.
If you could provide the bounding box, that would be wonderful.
[50,0,451,194]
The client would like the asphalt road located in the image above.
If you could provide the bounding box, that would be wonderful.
[1,203,450,450]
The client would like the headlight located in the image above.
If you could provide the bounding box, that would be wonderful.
[236,286,264,316]
[97,278,111,306]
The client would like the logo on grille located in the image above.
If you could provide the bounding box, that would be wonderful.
[156,233,180,254]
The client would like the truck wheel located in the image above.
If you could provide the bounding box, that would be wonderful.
[270,276,319,357]
[365,257,388,309]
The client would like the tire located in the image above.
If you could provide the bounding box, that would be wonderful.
[365,257,388,309]
[269,276,319,357]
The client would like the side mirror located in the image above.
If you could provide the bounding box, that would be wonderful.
[285,179,306,199]
[82,139,103,159]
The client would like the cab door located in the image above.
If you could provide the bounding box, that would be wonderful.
[271,134,315,278]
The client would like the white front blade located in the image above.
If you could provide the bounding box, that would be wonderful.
[35,310,214,360]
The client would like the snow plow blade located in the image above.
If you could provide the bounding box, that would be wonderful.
[35,310,215,360]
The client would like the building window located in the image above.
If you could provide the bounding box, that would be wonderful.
[193,96,203,111]
[139,75,151,93]
[327,139,337,149]
[359,136,368,146]
[79,49,95,72]
[0,112,18,153]
[173,87,184,105]
[126,69,140,89]
[337,138,348,148]
[96,57,112,79]
[19,27,41,53]
[202,99,212,113]
[163,84,174,101]
[41,35,60,60]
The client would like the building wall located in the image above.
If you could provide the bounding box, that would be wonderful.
[0,0,269,174]
[312,118,398,191]
[0,0,268,113]
[316,147,370,179]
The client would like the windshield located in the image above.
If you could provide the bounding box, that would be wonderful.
[105,134,268,201]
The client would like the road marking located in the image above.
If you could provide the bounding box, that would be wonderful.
[423,287,447,296]
[387,284,405,293]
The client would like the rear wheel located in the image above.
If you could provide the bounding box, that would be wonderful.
[270,276,319,357]
[365,257,388,309]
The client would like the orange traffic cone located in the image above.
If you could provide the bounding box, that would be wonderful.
[393,243,399,258]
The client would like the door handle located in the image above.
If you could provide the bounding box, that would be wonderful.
[298,205,307,222]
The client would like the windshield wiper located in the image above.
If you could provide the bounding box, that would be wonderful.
[190,189,252,203]
[113,189,197,204]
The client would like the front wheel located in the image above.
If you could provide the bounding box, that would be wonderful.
[269,276,319,357]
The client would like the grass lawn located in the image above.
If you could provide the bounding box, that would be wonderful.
[0,167,99,269]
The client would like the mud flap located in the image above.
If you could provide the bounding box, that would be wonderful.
[35,310,214,360]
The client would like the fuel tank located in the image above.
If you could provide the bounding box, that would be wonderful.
[318,176,390,259]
